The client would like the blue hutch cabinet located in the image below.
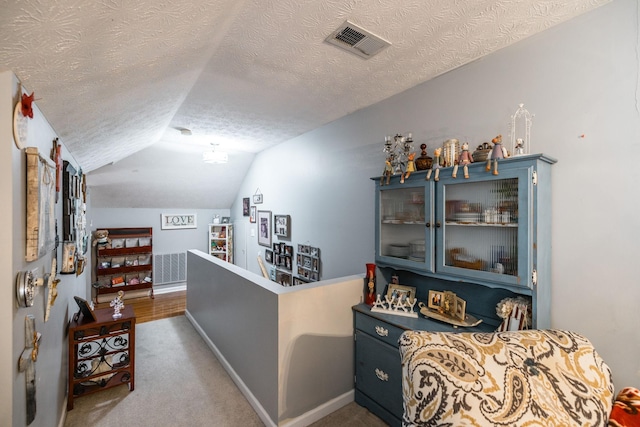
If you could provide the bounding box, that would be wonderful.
[354,154,556,426]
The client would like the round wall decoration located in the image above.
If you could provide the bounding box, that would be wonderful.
[13,101,29,149]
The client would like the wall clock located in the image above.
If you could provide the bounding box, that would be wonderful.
[16,270,37,308]
[13,101,29,149]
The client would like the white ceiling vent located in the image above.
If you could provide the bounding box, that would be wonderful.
[325,21,391,59]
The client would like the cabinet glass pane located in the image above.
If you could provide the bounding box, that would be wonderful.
[380,187,426,262]
[443,178,518,276]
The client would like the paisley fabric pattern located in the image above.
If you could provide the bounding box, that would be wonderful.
[399,330,614,427]
[609,387,640,427]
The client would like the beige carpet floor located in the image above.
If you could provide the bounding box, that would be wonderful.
[64,316,387,427]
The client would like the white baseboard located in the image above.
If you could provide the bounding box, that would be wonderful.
[58,398,68,427]
[184,309,353,427]
[279,390,354,427]
[154,283,186,295]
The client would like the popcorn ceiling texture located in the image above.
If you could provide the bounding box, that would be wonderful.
[0,0,609,206]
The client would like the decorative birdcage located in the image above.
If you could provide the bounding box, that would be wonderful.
[510,103,533,156]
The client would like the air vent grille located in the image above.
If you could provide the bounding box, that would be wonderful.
[325,21,391,59]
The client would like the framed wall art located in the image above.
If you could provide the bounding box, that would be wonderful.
[257,210,272,247]
[296,245,321,282]
[253,189,263,204]
[243,197,250,216]
[25,147,56,261]
[274,215,290,238]
[161,213,197,230]
[250,206,256,223]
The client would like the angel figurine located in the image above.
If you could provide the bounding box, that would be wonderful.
[110,290,125,319]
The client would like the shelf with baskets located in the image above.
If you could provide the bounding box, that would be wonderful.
[209,223,233,263]
[93,227,154,302]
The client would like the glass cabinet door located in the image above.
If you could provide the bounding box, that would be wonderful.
[376,181,434,272]
[435,167,533,288]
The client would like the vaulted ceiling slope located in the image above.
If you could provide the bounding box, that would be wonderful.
[0,0,608,207]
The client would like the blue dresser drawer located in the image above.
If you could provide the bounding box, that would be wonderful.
[355,311,405,348]
[355,330,403,419]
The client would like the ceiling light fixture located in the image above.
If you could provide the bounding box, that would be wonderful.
[203,145,228,164]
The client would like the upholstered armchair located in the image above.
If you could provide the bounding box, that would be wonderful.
[399,329,639,427]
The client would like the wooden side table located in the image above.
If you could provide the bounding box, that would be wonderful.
[67,305,136,410]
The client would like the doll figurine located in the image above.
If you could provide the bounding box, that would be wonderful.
[486,134,508,175]
[381,158,393,185]
[402,152,416,182]
[426,147,444,181]
[453,142,473,179]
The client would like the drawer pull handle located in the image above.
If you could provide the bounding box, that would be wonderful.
[375,368,389,382]
[375,326,389,337]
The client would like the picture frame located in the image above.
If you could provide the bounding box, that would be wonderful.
[257,210,272,247]
[253,193,263,204]
[454,297,467,321]
[276,270,292,286]
[265,249,273,263]
[221,216,230,224]
[250,206,256,223]
[274,214,290,238]
[243,197,250,216]
[293,277,308,286]
[73,296,96,322]
[387,284,416,305]
[428,290,443,310]
[442,291,458,316]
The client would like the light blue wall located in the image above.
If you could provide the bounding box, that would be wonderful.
[2,70,90,427]
[90,208,228,255]
[232,0,640,390]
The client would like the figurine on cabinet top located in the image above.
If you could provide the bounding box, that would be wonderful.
[453,142,473,179]
[381,158,393,185]
[402,152,416,182]
[486,134,508,175]
[514,138,525,156]
[426,147,444,181]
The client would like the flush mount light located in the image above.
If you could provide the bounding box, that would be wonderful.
[203,149,228,164]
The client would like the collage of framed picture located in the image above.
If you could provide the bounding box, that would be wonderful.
[296,245,321,282]
[274,214,290,238]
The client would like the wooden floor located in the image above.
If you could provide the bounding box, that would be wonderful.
[95,290,186,323]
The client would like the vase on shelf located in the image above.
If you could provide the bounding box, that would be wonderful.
[365,263,376,306]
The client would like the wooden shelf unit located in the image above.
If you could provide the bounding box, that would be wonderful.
[94,227,154,302]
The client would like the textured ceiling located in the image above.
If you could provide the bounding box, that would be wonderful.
[0,0,609,208]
